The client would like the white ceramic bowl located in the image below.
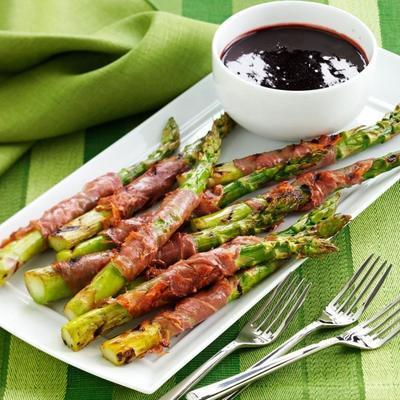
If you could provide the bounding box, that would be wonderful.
[212,1,378,140]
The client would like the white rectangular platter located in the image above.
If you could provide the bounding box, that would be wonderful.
[0,48,399,394]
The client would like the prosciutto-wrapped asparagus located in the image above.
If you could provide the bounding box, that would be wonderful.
[191,150,400,231]
[56,105,400,259]
[0,118,180,285]
[58,149,400,265]
[61,225,340,351]
[47,158,186,252]
[101,209,350,364]
[101,277,241,364]
[63,114,233,319]
[25,251,115,304]
[25,193,339,305]
[48,114,234,251]
[100,265,286,364]
[54,106,400,262]
[198,105,400,215]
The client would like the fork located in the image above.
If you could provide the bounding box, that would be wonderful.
[187,294,400,400]
[159,274,311,400]
[220,254,392,400]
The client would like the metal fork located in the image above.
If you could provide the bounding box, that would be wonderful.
[220,254,392,400]
[159,274,311,400]
[187,294,400,400]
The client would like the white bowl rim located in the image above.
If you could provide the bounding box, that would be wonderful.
[212,0,378,95]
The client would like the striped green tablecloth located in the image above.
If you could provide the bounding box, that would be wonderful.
[0,1,399,399]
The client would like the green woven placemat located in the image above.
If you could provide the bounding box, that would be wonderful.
[0,1,399,399]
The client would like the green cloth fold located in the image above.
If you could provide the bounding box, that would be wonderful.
[0,0,215,172]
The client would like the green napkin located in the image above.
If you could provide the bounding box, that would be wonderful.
[0,0,215,174]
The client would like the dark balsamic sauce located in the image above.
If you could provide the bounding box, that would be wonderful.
[222,24,368,91]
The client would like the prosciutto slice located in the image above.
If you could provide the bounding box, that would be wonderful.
[154,278,235,346]
[116,237,260,317]
[113,189,200,281]
[195,185,224,216]
[198,134,340,216]
[153,232,197,268]
[98,158,186,223]
[53,250,114,292]
[229,134,339,176]
[1,172,122,247]
[297,159,373,210]
[103,214,152,245]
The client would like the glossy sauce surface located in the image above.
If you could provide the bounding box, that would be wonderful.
[222,24,368,91]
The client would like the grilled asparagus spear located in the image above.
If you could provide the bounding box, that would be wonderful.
[101,202,351,364]
[191,151,400,231]
[61,224,340,351]
[24,193,340,305]
[208,105,400,189]
[62,114,232,319]
[0,118,181,285]
[48,115,234,251]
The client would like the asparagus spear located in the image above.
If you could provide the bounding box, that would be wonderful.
[61,232,337,351]
[103,258,293,364]
[62,115,232,319]
[56,147,400,265]
[58,107,400,258]
[0,119,180,286]
[102,208,350,364]
[191,150,400,231]
[99,265,277,364]
[208,105,400,188]
[25,193,340,305]
[24,251,114,304]
[117,117,181,182]
[47,119,183,251]
[193,105,400,216]
[56,235,114,262]
[48,114,234,252]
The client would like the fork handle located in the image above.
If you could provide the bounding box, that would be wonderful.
[221,320,324,400]
[159,340,240,400]
[187,337,340,400]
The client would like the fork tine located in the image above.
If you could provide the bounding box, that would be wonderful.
[360,295,400,330]
[380,323,400,344]
[330,253,376,306]
[251,275,300,330]
[247,279,287,326]
[343,262,392,315]
[259,278,308,334]
[335,255,381,312]
[373,309,400,339]
[358,264,393,312]
[268,282,311,337]
[368,301,400,337]
[254,276,302,330]
[246,275,295,328]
